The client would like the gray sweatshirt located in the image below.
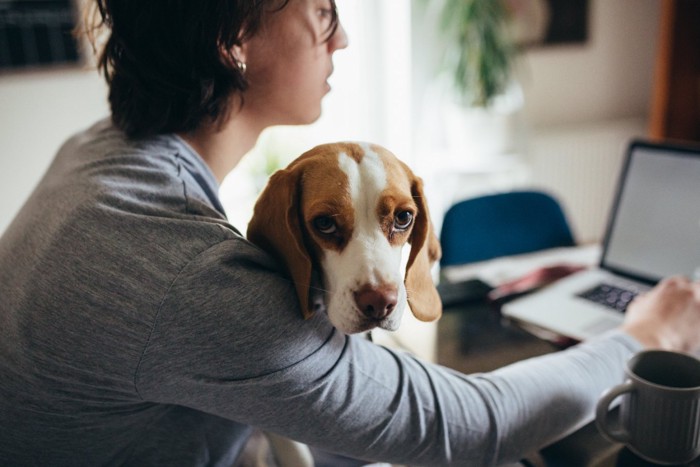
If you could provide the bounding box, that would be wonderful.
[0,119,640,466]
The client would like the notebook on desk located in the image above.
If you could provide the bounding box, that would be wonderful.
[502,139,700,341]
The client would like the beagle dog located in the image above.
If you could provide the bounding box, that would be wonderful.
[247,142,441,466]
[248,141,442,334]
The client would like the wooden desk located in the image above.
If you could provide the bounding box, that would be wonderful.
[435,247,700,466]
[436,301,621,466]
[437,301,558,374]
[437,245,597,374]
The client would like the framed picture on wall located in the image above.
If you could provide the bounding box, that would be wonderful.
[0,0,82,72]
[543,0,589,45]
[508,0,589,48]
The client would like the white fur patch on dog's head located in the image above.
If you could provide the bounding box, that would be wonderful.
[319,145,407,332]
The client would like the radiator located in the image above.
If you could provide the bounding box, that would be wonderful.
[525,118,648,243]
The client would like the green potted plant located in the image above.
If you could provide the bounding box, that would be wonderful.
[434,0,516,108]
[414,0,530,160]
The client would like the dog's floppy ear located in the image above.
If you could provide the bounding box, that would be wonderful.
[247,167,315,319]
[404,171,443,322]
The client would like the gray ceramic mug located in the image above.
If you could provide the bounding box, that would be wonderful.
[596,350,700,465]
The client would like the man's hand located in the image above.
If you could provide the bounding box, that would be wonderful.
[622,276,700,353]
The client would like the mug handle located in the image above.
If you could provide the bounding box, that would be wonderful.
[595,381,634,444]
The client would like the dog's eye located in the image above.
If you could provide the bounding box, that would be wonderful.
[313,216,337,234]
[394,211,414,230]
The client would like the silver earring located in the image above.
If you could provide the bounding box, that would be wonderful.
[236,60,247,74]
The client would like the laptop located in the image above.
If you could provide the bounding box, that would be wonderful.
[502,139,700,341]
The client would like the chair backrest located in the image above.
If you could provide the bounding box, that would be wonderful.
[439,190,576,267]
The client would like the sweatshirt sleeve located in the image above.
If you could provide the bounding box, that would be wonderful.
[135,238,640,466]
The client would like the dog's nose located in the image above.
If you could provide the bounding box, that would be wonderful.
[354,285,398,320]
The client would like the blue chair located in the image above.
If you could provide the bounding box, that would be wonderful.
[439,190,576,267]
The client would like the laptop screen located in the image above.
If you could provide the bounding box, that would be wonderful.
[601,140,700,283]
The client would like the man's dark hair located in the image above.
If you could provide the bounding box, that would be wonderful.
[85,1,338,139]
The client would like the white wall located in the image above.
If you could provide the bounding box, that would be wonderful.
[519,0,660,127]
[0,68,109,234]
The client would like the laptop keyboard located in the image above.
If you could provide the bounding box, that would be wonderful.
[576,283,639,312]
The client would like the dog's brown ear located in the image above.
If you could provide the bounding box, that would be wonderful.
[404,172,443,322]
[247,168,314,319]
